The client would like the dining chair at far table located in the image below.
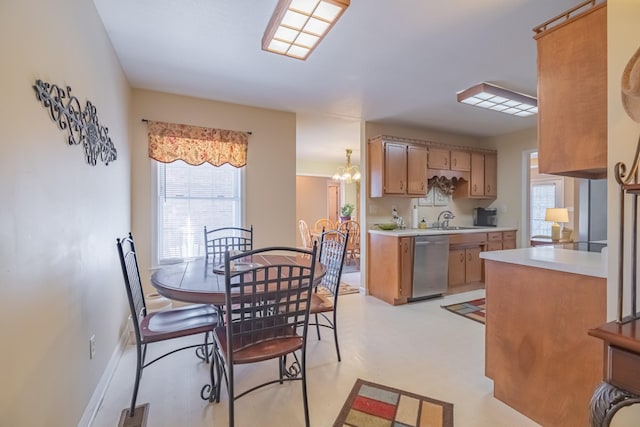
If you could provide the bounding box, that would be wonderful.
[298,219,313,250]
[204,225,253,272]
[313,218,335,233]
[116,233,219,418]
[337,220,360,265]
[212,244,319,427]
[309,228,349,362]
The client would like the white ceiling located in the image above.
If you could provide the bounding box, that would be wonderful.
[93,0,584,164]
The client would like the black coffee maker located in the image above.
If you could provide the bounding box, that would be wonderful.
[473,208,497,227]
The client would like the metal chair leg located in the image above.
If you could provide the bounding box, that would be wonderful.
[332,310,341,362]
[301,350,310,427]
[315,313,321,340]
[130,342,143,416]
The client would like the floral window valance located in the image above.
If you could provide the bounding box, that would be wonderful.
[147,120,248,167]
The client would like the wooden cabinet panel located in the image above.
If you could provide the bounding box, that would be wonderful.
[484,153,497,197]
[487,242,502,251]
[407,145,427,195]
[534,3,607,179]
[503,231,516,249]
[428,147,449,169]
[398,237,414,300]
[448,248,466,287]
[465,247,482,283]
[451,150,470,172]
[470,153,485,197]
[384,142,407,195]
[368,234,413,305]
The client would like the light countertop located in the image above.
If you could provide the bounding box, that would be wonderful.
[368,226,517,237]
[480,246,607,278]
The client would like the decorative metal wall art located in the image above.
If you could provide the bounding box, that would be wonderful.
[428,176,456,195]
[33,80,117,166]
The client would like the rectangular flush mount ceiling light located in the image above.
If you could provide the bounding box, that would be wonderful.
[457,82,538,117]
[262,0,350,60]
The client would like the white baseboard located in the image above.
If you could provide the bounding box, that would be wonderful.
[78,325,131,427]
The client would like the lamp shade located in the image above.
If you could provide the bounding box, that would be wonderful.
[545,208,569,223]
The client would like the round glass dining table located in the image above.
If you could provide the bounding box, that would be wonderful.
[151,253,326,306]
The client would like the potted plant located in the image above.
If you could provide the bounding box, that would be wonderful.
[340,203,354,222]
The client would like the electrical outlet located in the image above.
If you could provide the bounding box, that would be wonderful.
[89,335,96,359]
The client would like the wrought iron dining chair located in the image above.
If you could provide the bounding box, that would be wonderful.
[204,225,253,272]
[116,233,218,417]
[212,245,318,427]
[309,229,349,361]
[337,219,360,265]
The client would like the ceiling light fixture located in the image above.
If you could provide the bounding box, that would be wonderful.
[457,82,538,117]
[262,0,350,60]
[332,148,360,183]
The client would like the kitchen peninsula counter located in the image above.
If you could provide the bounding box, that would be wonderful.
[481,247,607,427]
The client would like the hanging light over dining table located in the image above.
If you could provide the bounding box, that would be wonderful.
[332,148,360,183]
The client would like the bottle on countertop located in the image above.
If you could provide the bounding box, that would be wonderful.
[419,218,427,229]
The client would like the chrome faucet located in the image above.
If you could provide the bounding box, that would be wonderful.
[437,210,455,228]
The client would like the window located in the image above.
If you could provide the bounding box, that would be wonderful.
[530,178,564,237]
[154,160,243,264]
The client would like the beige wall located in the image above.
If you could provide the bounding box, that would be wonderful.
[0,0,131,426]
[607,0,640,320]
[130,90,297,289]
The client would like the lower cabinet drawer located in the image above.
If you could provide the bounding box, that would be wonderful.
[609,346,640,395]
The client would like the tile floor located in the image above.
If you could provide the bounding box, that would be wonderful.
[91,273,544,427]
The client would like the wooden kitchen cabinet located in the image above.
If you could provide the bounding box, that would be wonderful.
[448,232,486,287]
[428,148,470,172]
[369,138,427,197]
[454,152,497,199]
[428,147,450,170]
[502,231,516,249]
[448,247,482,287]
[534,2,607,179]
[368,234,414,305]
[407,145,428,194]
[451,150,470,172]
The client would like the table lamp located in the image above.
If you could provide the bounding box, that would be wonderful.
[545,208,569,241]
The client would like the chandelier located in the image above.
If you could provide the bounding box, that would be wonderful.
[332,148,361,183]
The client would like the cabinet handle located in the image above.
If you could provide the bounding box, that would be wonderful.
[421,182,425,190]
[453,158,457,167]
[468,253,472,262]
[459,253,464,262]
[400,180,404,190]
[487,185,491,193]
[473,184,477,192]
[444,157,448,166]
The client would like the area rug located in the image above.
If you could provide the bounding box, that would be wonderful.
[441,298,486,324]
[334,378,454,427]
[317,283,360,297]
[117,403,149,427]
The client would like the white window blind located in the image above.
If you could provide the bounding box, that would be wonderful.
[530,180,562,237]
[155,160,243,264]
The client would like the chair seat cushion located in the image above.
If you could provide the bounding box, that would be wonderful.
[214,325,303,364]
[309,292,334,314]
[141,304,218,343]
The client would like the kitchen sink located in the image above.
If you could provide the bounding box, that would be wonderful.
[428,226,477,230]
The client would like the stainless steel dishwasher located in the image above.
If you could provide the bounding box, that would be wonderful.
[411,235,449,300]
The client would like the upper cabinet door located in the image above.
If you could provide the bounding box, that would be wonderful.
[428,148,450,170]
[534,2,607,179]
[451,150,471,172]
[407,145,427,195]
[470,153,485,197]
[384,142,407,195]
[484,153,497,197]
